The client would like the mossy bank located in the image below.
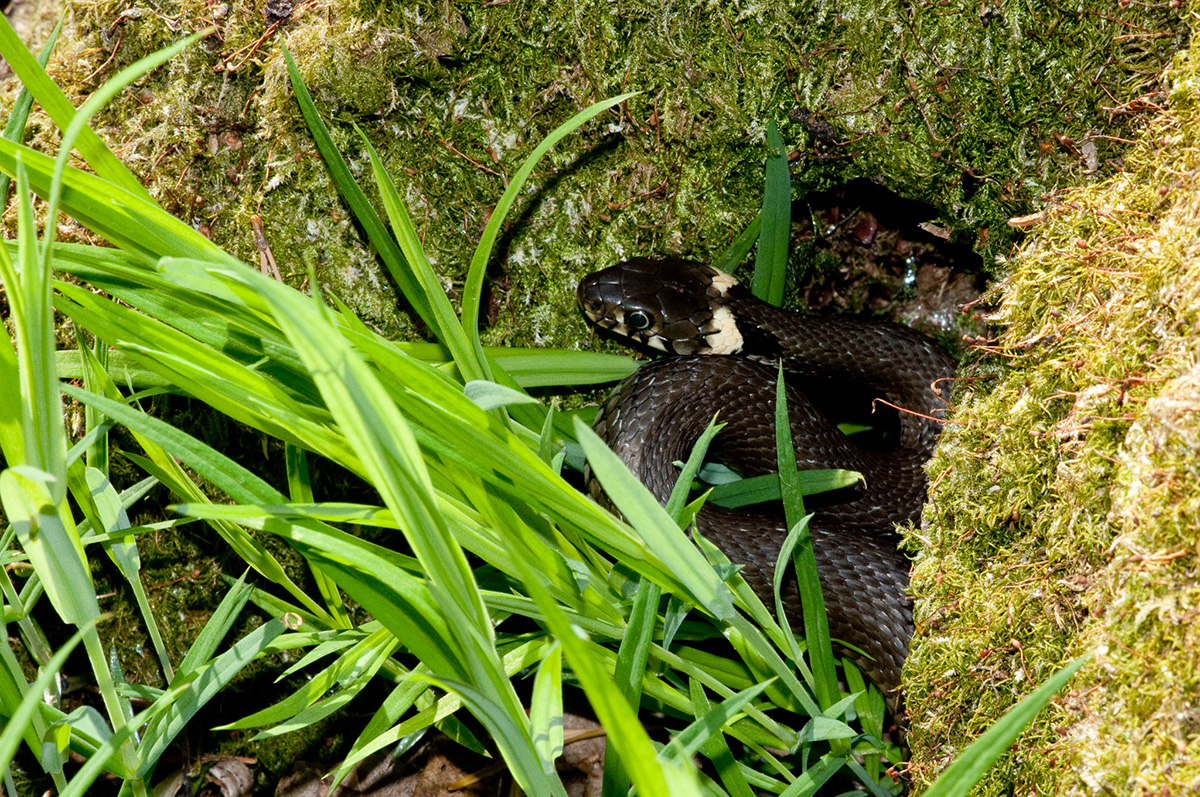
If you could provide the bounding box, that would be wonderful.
[906,27,1200,795]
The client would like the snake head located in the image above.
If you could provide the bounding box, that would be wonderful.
[577,257,745,355]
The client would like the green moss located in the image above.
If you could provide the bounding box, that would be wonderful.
[3,0,1175,351]
[906,27,1200,795]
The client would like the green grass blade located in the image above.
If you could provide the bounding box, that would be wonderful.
[770,519,808,665]
[530,642,564,769]
[774,363,839,712]
[262,522,565,794]
[213,268,565,793]
[0,13,152,202]
[665,418,722,522]
[0,637,46,763]
[353,342,635,388]
[712,213,762,274]
[12,155,65,496]
[751,120,791,306]
[842,659,884,742]
[662,679,773,763]
[512,543,698,796]
[461,93,637,363]
[0,622,90,773]
[706,468,861,509]
[603,576,661,796]
[0,140,233,265]
[287,444,350,628]
[687,678,757,797]
[726,613,822,719]
[0,320,20,465]
[175,574,255,678]
[776,752,846,797]
[217,266,491,635]
[220,628,396,735]
[55,286,349,460]
[136,618,286,777]
[60,257,682,599]
[59,384,333,621]
[0,470,97,627]
[83,466,174,682]
[40,28,210,279]
[574,416,734,620]
[0,15,59,207]
[844,757,895,797]
[923,656,1089,797]
[333,642,547,786]
[282,45,437,335]
[483,347,636,388]
[355,127,480,380]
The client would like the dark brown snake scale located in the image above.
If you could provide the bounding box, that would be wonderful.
[578,258,956,704]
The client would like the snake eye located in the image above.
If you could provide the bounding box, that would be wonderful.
[625,310,653,331]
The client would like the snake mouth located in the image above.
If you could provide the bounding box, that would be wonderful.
[584,310,739,356]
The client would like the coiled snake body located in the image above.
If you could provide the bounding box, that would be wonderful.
[578,258,955,703]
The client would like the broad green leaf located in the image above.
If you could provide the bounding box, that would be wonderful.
[796,715,855,744]
[59,705,112,749]
[464,380,541,411]
[41,720,72,775]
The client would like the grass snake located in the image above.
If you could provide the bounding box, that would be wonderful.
[578,257,956,705]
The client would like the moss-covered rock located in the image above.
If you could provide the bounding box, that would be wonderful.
[906,27,1200,795]
[6,0,1182,348]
